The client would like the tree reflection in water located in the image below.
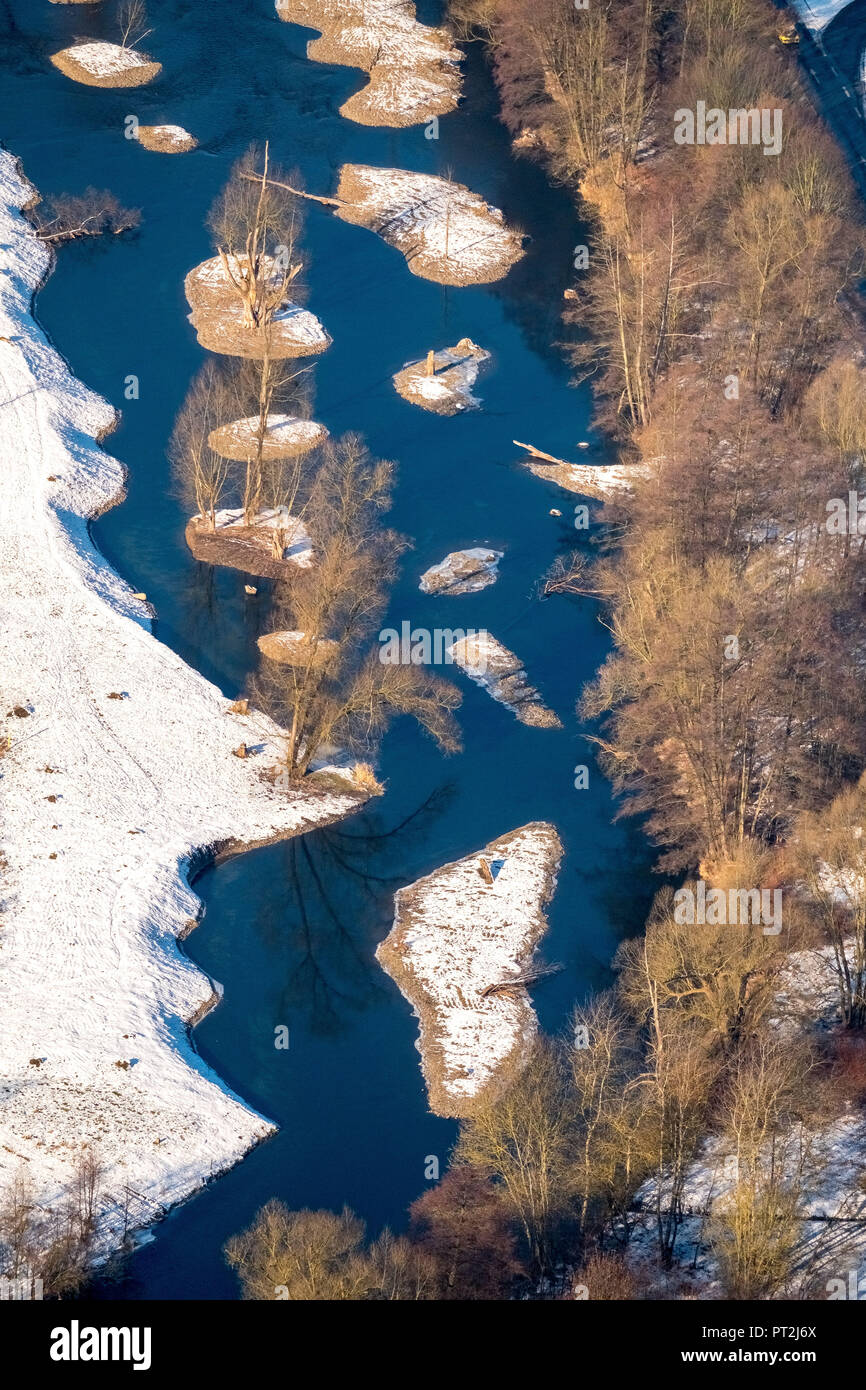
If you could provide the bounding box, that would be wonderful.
[249,783,457,1036]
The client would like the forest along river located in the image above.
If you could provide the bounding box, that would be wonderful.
[0,0,655,1297]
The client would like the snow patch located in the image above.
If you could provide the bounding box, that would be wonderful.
[376,824,563,1115]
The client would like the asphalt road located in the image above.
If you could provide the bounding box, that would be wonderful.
[795,1,866,193]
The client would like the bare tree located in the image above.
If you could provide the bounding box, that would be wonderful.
[455,1039,577,1278]
[117,0,152,51]
[208,143,304,334]
[225,1202,435,1300]
[541,550,592,598]
[616,876,784,1057]
[169,359,234,529]
[632,1019,718,1268]
[252,434,462,776]
[709,1038,812,1299]
[568,991,639,1229]
[795,777,866,1029]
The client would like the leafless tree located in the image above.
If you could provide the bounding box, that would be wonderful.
[117,0,152,51]
[455,1039,577,1278]
[795,777,866,1029]
[169,359,234,529]
[225,1202,436,1300]
[208,143,304,333]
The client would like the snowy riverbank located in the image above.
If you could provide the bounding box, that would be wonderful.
[0,149,366,1263]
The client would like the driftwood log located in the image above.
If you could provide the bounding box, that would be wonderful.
[513,439,571,467]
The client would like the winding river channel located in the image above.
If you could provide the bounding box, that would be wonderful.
[0,0,655,1298]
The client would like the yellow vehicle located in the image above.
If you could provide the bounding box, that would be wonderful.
[778,23,799,43]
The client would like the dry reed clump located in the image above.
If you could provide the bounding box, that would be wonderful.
[351,762,385,794]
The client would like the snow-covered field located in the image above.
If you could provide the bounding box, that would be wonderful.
[626,936,866,1296]
[336,166,524,286]
[629,1113,866,1297]
[0,151,365,1260]
[376,824,563,1115]
[275,0,462,128]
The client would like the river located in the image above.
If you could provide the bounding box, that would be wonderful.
[0,0,654,1298]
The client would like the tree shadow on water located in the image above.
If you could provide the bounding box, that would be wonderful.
[250,782,457,1037]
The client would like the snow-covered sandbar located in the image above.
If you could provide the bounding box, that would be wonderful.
[136,124,198,154]
[336,166,524,286]
[419,547,502,595]
[0,150,366,1260]
[276,0,462,128]
[449,632,562,727]
[185,254,332,359]
[522,455,654,499]
[376,824,563,1116]
[394,338,490,415]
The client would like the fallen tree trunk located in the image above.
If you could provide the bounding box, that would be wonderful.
[240,171,346,208]
[480,963,563,997]
[513,439,571,466]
